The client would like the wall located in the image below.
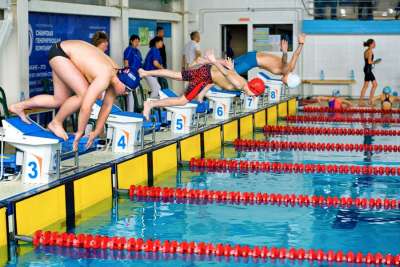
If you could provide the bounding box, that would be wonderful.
[303,34,400,96]
[186,0,308,93]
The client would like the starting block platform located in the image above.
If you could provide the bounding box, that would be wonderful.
[91,100,145,153]
[2,117,62,184]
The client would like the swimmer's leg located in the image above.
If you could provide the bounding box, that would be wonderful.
[368,80,378,106]
[359,81,369,106]
[48,57,89,140]
[139,68,183,81]
[143,95,188,120]
[195,84,214,102]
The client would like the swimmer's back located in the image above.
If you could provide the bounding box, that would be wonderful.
[60,40,118,82]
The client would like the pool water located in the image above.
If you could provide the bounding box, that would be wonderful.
[7,121,400,266]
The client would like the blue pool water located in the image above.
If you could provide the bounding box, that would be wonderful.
[7,121,400,266]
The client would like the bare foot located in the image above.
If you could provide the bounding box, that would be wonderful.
[142,100,153,121]
[48,120,68,141]
[138,68,146,78]
[9,103,31,124]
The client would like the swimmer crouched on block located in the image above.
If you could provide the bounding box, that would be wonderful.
[9,40,140,150]
[230,33,305,88]
[138,49,266,120]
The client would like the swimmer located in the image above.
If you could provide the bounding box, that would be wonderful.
[9,40,140,150]
[228,33,305,88]
[370,86,399,111]
[139,50,265,120]
[359,39,380,106]
[315,90,353,110]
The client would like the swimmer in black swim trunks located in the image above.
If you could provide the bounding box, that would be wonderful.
[9,40,139,150]
[359,39,380,106]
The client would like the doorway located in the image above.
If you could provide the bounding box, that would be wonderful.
[221,24,248,60]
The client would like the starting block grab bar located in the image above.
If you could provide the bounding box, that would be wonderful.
[1,117,79,184]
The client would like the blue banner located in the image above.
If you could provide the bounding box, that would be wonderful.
[303,20,400,35]
[28,12,110,95]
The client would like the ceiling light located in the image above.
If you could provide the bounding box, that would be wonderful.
[388,8,394,14]
[382,11,388,16]
[340,9,346,16]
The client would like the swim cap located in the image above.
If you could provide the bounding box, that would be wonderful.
[247,78,265,96]
[117,68,141,91]
[393,91,398,97]
[286,73,301,88]
[332,90,340,97]
[383,86,392,95]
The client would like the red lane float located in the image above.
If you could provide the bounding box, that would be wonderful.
[32,230,400,265]
[264,125,400,136]
[287,115,400,124]
[128,185,400,211]
[189,158,400,177]
[233,139,400,153]
[303,106,400,114]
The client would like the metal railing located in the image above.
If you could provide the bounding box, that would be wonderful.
[301,0,400,20]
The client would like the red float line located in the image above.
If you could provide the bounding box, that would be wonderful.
[128,185,400,211]
[189,158,400,177]
[264,125,400,136]
[303,106,400,114]
[233,139,400,153]
[287,115,400,124]
[32,230,400,265]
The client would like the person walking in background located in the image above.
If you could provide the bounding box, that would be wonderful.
[182,31,201,69]
[91,31,109,53]
[123,34,143,111]
[150,27,167,68]
[359,39,379,106]
[143,37,164,98]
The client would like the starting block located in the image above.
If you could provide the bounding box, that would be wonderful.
[2,117,62,183]
[91,100,143,153]
[258,72,283,103]
[159,89,197,134]
[206,86,238,120]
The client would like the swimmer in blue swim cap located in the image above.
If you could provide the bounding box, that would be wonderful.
[370,86,400,111]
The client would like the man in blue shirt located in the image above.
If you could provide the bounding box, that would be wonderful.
[143,37,163,98]
[123,34,142,72]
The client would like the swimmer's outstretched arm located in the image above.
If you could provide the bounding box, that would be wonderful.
[341,99,353,107]
[206,51,243,90]
[283,34,305,74]
[315,96,329,104]
[73,75,112,150]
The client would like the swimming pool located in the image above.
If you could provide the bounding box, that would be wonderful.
[7,121,400,266]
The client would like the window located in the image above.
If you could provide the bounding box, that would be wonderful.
[253,24,293,52]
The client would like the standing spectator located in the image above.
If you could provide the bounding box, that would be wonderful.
[123,34,143,112]
[91,31,109,52]
[182,31,201,69]
[143,37,163,98]
[150,27,167,68]
[123,34,142,71]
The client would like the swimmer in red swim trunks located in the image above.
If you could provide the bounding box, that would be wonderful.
[139,50,265,120]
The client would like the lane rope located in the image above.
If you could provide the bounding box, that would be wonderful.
[287,115,400,124]
[303,106,400,114]
[264,125,400,136]
[31,230,400,265]
[189,158,400,177]
[128,185,400,211]
[233,139,400,153]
